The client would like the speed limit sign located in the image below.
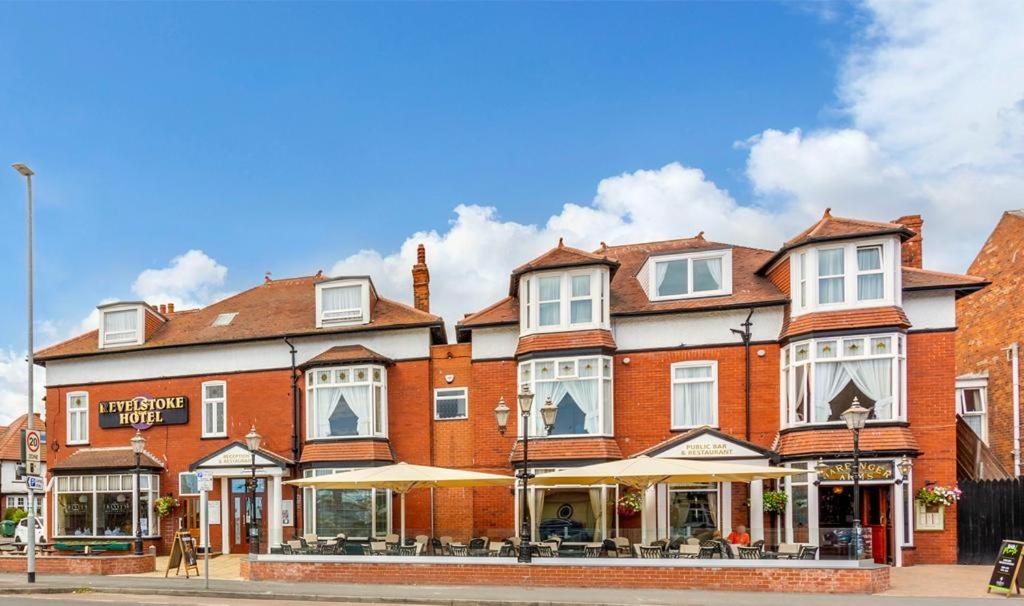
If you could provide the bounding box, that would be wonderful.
[24,429,41,463]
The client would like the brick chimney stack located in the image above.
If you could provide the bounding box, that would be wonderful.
[893,215,923,268]
[412,243,430,313]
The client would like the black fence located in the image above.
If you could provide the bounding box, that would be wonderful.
[957,478,1024,565]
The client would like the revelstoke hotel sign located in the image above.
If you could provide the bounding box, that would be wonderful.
[98,395,189,428]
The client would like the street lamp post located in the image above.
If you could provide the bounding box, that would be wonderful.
[130,431,146,556]
[494,388,557,564]
[841,398,871,561]
[245,426,262,555]
[12,163,36,584]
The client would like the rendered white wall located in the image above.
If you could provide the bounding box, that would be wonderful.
[903,291,956,330]
[612,307,785,351]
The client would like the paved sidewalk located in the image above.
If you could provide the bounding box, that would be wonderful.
[0,569,1010,606]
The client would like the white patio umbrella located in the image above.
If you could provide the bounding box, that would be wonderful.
[286,462,515,543]
[530,456,806,543]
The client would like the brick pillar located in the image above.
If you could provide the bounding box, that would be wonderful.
[412,244,430,313]
[894,215,923,268]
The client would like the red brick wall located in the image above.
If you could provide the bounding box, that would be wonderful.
[0,554,155,575]
[957,211,1024,474]
[242,558,890,594]
[906,330,958,564]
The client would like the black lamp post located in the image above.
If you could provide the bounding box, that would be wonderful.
[245,425,262,555]
[130,430,146,556]
[494,387,557,563]
[841,398,870,560]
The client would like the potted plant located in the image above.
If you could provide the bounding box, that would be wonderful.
[762,490,788,514]
[154,495,180,518]
[616,492,642,518]
[915,485,961,513]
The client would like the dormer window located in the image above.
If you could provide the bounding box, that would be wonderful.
[315,278,371,328]
[98,303,149,349]
[790,237,899,316]
[520,268,609,335]
[647,250,732,301]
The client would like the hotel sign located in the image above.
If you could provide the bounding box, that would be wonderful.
[818,461,894,482]
[98,395,189,429]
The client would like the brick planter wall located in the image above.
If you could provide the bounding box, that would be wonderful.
[242,556,890,594]
[0,554,155,575]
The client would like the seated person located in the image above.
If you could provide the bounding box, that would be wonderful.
[727,524,751,546]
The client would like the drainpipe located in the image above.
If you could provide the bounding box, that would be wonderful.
[284,337,301,534]
[731,309,754,441]
[1008,343,1021,477]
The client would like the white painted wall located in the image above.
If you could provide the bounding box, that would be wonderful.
[612,307,785,352]
[45,328,433,387]
[470,326,518,360]
[903,291,957,330]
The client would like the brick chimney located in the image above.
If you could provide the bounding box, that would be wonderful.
[893,215,923,268]
[412,243,430,313]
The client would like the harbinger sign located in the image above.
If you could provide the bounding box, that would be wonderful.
[98,395,189,428]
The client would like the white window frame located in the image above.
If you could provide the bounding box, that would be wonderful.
[301,467,391,538]
[856,245,885,302]
[816,247,846,305]
[98,305,145,348]
[955,378,988,443]
[519,268,610,335]
[781,333,906,428]
[789,237,901,317]
[315,278,371,328]
[434,387,469,420]
[670,361,719,430]
[517,355,613,438]
[66,391,89,445]
[201,380,227,438]
[647,249,733,302]
[51,473,160,539]
[305,365,388,440]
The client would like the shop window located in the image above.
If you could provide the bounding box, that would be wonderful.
[649,250,732,301]
[668,483,719,540]
[782,334,905,426]
[66,392,89,445]
[301,468,390,538]
[53,473,159,538]
[434,388,468,420]
[670,362,718,429]
[517,356,613,437]
[202,381,227,437]
[306,365,387,439]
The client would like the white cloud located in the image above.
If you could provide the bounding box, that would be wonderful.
[132,250,229,310]
[0,349,45,425]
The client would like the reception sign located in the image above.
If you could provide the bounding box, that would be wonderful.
[99,395,189,428]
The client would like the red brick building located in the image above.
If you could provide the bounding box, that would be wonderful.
[956,209,1024,478]
[34,212,981,566]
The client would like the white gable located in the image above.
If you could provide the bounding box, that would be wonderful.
[196,444,284,469]
[653,432,768,461]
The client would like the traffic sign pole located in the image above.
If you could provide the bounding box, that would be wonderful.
[197,471,212,589]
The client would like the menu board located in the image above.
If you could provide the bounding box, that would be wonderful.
[165,531,200,578]
[987,540,1024,596]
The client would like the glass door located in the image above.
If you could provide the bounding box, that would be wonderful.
[229,478,265,554]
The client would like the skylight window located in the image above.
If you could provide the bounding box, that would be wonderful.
[212,313,238,327]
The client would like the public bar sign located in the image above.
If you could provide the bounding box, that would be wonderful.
[98,395,189,429]
[818,460,894,482]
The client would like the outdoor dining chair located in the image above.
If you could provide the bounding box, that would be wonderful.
[332,538,348,555]
[697,545,719,559]
[583,543,603,558]
[737,546,762,560]
[798,545,819,560]
[531,544,555,558]
[449,544,470,557]
[280,543,295,555]
[678,544,701,559]
[397,544,419,556]
[612,537,633,557]
[286,540,304,554]
[362,541,388,555]
[638,545,664,559]
[468,537,487,550]
[776,543,801,559]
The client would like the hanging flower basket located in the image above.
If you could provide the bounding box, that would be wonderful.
[154,496,180,518]
[915,485,960,510]
[762,490,788,514]
[616,492,642,518]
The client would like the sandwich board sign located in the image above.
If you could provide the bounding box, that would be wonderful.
[987,539,1024,596]
[165,530,200,578]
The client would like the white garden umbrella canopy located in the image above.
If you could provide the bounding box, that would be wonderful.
[286,462,515,542]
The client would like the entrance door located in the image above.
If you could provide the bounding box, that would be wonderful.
[863,485,892,565]
[229,478,266,554]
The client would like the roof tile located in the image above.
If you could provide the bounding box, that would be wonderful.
[301,345,393,369]
[774,426,920,458]
[515,329,616,356]
[781,306,911,340]
[50,447,164,471]
[0,414,45,462]
[509,437,622,464]
[300,440,395,464]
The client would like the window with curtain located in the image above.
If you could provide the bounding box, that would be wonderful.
[66,392,89,445]
[671,362,718,428]
[518,356,613,437]
[306,365,387,439]
[202,381,227,437]
[798,253,808,309]
[321,284,363,324]
[434,387,468,420]
[650,251,731,300]
[102,309,138,345]
[54,474,158,538]
[538,276,562,327]
[302,468,390,538]
[570,274,593,324]
[783,334,904,426]
[817,248,845,304]
[857,246,884,301]
[669,483,719,540]
[520,269,608,333]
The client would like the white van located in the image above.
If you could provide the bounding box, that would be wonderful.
[14,517,46,545]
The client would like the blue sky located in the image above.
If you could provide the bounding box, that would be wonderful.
[2,2,1023,422]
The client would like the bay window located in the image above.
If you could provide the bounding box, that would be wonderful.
[518,356,613,437]
[520,268,609,334]
[649,250,732,301]
[782,333,906,426]
[53,473,159,538]
[790,238,899,314]
[301,468,390,538]
[671,361,718,428]
[306,365,387,439]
